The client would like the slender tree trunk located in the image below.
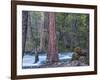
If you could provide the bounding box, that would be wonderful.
[25,12,33,51]
[44,12,49,52]
[47,12,59,64]
[70,15,78,50]
[40,12,45,51]
[61,14,67,48]
[22,11,28,57]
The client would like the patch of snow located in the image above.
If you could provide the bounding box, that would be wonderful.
[22,52,73,68]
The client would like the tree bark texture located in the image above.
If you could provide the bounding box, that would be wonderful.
[47,12,59,64]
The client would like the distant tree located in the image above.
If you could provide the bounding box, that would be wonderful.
[70,14,78,50]
[25,12,34,52]
[39,12,45,51]
[22,11,28,57]
[44,12,49,52]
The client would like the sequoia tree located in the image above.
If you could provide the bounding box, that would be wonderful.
[47,12,59,64]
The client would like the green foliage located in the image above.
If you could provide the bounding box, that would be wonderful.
[56,13,89,52]
[24,11,89,52]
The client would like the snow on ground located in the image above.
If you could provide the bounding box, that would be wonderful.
[22,55,46,67]
[22,52,73,68]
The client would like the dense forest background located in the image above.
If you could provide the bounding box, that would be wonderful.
[22,11,89,63]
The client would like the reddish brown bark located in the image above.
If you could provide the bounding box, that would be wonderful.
[47,12,59,64]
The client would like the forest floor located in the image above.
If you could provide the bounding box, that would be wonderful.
[23,61,72,69]
[37,61,72,68]
[23,60,88,69]
[40,61,88,68]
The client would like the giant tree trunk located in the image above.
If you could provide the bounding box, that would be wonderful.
[22,11,28,57]
[47,12,59,64]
